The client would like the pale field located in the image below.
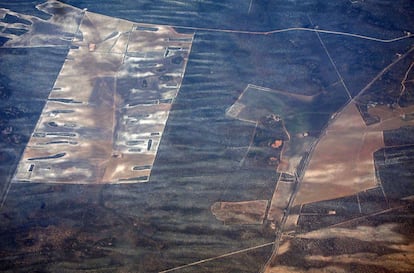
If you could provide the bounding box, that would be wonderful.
[294,101,414,205]
[13,5,193,184]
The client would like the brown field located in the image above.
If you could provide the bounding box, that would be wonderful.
[13,6,193,184]
[267,181,295,228]
[368,104,414,130]
[294,101,414,205]
[211,200,269,225]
